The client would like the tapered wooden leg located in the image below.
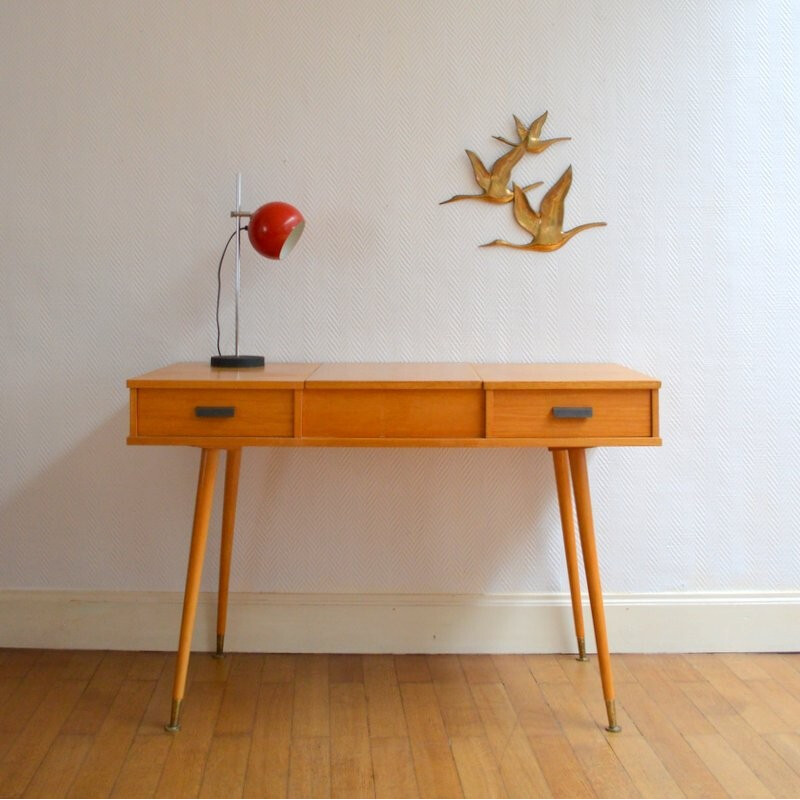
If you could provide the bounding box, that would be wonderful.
[214,448,242,659]
[551,448,588,661]
[568,447,621,733]
[166,447,220,732]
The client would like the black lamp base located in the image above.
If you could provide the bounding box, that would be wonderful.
[210,354,265,368]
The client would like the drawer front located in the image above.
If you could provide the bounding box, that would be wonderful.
[490,389,652,438]
[303,389,485,438]
[137,388,294,437]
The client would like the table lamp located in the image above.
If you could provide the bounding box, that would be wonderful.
[211,173,305,368]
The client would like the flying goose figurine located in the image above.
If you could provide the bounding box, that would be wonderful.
[481,166,606,251]
[440,139,543,204]
[494,111,571,154]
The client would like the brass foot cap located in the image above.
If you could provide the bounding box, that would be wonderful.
[576,655,590,662]
[212,651,226,660]
[604,699,620,732]
[165,699,182,733]
[212,634,225,659]
[576,637,588,662]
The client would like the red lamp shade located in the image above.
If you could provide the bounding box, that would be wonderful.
[247,202,305,259]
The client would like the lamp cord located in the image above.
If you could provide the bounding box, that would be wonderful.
[215,227,246,356]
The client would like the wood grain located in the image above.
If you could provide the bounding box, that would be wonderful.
[242,682,293,798]
[129,433,661,448]
[127,361,662,448]
[127,361,319,389]
[473,362,661,389]
[364,655,407,739]
[303,388,485,438]
[492,388,652,438]
[137,387,294,437]
[66,679,156,797]
[305,362,482,389]
[4,649,800,799]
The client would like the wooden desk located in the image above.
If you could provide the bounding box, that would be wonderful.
[127,362,661,732]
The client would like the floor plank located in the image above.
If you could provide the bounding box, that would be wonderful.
[66,678,157,798]
[330,682,374,799]
[22,734,93,799]
[199,733,252,798]
[0,660,82,762]
[154,681,225,798]
[0,678,86,796]
[744,678,800,732]
[495,726,550,799]
[110,734,172,799]
[750,653,800,702]
[537,681,639,798]
[3,649,800,799]
[394,655,431,683]
[766,732,800,777]
[624,654,718,736]
[363,656,407,739]
[680,679,800,797]
[459,655,501,685]
[407,739,464,799]
[469,682,518,763]
[214,654,264,735]
[525,654,571,685]
[427,655,484,739]
[558,656,683,797]
[370,736,418,798]
[125,652,166,682]
[490,655,594,797]
[293,655,330,739]
[401,683,463,798]
[451,735,506,798]
[329,654,364,684]
[617,680,727,798]
[60,651,133,737]
[684,733,772,798]
[288,736,331,798]
[261,653,296,684]
[0,650,39,680]
[684,654,791,734]
[242,682,293,799]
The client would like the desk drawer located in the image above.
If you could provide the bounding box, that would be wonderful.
[490,389,652,438]
[136,388,294,437]
[303,389,484,438]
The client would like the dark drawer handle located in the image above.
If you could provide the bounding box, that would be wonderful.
[552,406,593,419]
[195,406,235,418]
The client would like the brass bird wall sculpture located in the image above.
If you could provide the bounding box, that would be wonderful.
[493,111,571,154]
[481,166,606,252]
[440,139,543,204]
[441,112,605,252]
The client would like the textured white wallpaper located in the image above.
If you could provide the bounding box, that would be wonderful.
[1,0,798,596]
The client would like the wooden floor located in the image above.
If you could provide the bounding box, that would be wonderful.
[0,651,799,798]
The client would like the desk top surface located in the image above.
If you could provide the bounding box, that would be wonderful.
[128,362,660,390]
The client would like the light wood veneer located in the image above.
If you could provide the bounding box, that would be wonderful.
[137,388,295,438]
[128,362,661,447]
[126,361,662,735]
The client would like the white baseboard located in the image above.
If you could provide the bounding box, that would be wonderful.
[1,590,798,653]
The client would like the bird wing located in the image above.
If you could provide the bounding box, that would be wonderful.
[513,115,528,141]
[466,150,491,191]
[511,183,540,236]
[562,222,607,241]
[492,140,527,185]
[539,165,572,230]
[530,111,548,138]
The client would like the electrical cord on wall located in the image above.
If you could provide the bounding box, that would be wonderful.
[215,227,246,356]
